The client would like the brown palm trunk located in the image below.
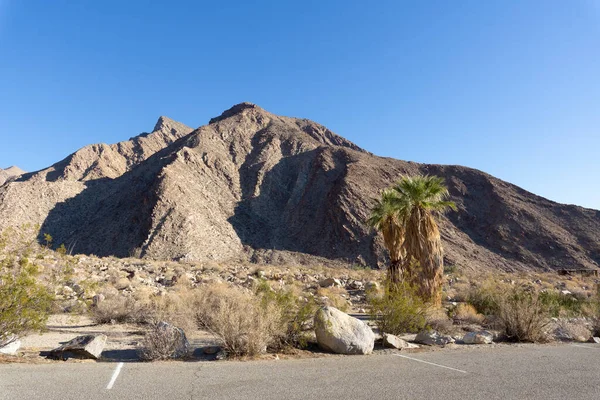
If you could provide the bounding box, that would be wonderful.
[387,259,402,289]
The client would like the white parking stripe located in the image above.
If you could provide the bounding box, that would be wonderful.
[106,362,124,389]
[572,344,600,350]
[394,354,468,373]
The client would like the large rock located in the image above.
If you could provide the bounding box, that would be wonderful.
[48,334,107,360]
[463,331,493,344]
[382,333,419,350]
[144,321,190,359]
[415,330,455,346]
[0,338,21,355]
[314,306,374,355]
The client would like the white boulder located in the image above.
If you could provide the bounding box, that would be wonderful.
[314,307,374,355]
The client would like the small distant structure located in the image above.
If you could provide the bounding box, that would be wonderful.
[557,268,599,277]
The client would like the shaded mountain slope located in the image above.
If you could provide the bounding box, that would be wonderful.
[0,103,598,271]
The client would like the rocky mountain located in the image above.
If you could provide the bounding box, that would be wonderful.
[0,103,598,272]
[0,166,25,186]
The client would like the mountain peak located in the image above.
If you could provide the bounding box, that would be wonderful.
[209,102,263,124]
[153,116,179,132]
[3,166,25,176]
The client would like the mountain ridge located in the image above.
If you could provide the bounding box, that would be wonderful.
[0,103,598,272]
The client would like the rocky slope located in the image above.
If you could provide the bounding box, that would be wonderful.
[0,103,598,272]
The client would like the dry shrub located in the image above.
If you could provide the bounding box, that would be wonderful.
[139,322,190,361]
[496,289,549,343]
[194,284,283,357]
[453,303,485,325]
[193,282,317,356]
[144,288,198,333]
[90,292,149,324]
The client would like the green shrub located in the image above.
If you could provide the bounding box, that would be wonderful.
[255,280,318,350]
[538,290,588,318]
[368,283,427,335]
[467,282,502,316]
[0,256,54,343]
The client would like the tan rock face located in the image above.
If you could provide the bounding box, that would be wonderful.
[0,102,599,271]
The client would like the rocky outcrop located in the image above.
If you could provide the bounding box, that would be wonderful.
[314,306,375,355]
[0,103,598,272]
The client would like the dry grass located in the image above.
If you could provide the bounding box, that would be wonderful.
[90,291,150,324]
[316,287,350,312]
[452,303,485,325]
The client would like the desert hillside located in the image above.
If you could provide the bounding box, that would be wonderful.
[0,103,598,272]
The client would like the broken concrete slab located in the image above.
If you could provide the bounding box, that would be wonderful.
[48,334,107,360]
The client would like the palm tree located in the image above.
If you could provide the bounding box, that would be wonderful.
[393,175,456,306]
[367,189,405,286]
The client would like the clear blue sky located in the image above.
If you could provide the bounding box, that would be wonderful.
[1,1,599,209]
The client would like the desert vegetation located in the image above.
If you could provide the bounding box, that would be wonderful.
[2,223,600,363]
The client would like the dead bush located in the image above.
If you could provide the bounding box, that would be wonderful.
[194,284,283,357]
[144,289,197,333]
[496,289,550,343]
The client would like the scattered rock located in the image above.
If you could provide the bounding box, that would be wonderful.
[48,334,107,360]
[382,333,419,349]
[0,337,21,355]
[319,278,342,288]
[314,306,374,355]
[463,331,493,344]
[588,337,600,344]
[347,280,364,290]
[415,330,455,346]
